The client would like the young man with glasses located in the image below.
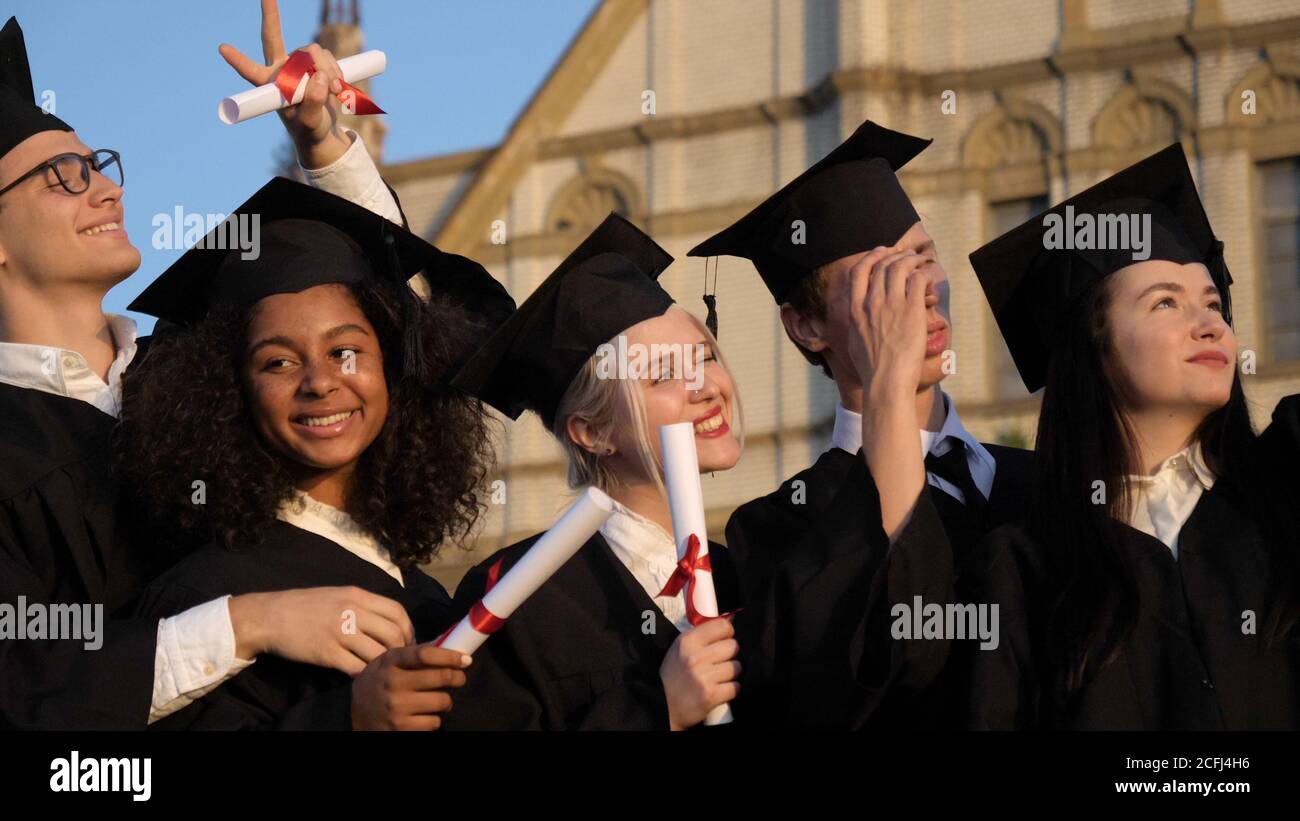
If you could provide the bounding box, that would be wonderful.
[0,11,458,729]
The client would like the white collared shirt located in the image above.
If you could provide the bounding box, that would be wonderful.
[0,312,138,417]
[0,129,401,724]
[599,498,692,632]
[830,391,997,505]
[1124,442,1215,559]
[277,491,404,585]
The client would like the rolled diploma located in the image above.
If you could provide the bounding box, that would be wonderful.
[436,486,615,655]
[659,421,733,725]
[218,49,387,125]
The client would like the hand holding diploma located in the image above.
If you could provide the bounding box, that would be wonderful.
[351,644,470,731]
[218,0,381,169]
[435,488,616,655]
[658,422,734,725]
[219,49,384,125]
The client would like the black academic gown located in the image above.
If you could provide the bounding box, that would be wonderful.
[442,532,740,730]
[961,398,1300,730]
[729,441,1034,729]
[135,521,455,730]
[724,447,861,600]
[0,382,161,729]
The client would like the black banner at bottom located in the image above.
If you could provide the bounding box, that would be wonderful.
[3,730,1292,808]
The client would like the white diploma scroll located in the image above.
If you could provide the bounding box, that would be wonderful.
[435,487,615,655]
[659,421,734,725]
[218,49,387,125]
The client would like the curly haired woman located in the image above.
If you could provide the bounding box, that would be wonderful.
[119,178,514,730]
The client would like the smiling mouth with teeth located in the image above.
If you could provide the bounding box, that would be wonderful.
[296,410,357,427]
[693,413,725,434]
[80,221,120,236]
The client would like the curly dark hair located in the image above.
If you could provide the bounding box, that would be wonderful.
[116,280,497,568]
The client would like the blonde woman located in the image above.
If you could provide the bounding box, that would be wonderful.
[444,214,745,730]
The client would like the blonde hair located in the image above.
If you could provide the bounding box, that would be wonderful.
[551,309,743,498]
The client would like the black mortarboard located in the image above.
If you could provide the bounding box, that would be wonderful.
[450,212,674,427]
[970,143,1233,393]
[129,177,515,383]
[0,18,72,160]
[688,119,932,303]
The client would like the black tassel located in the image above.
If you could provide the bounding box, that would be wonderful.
[702,256,719,339]
[1207,239,1233,325]
[703,293,718,339]
[383,227,430,384]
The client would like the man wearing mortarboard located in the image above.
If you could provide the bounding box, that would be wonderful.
[688,120,1035,728]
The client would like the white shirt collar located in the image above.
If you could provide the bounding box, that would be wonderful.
[276,491,404,585]
[830,390,998,503]
[1134,441,1216,491]
[1123,441,1216,558]
[598,497,691,631]
[0,313,138,417]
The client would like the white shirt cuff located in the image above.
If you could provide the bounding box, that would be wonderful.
[300,129,403,226]
[148,595,255,724]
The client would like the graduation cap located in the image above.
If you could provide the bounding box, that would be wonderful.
[451,212,674,428]
[129,176,515,384]
[0,17,72,160]
[688,120,932,305]
[970,143,1233,394]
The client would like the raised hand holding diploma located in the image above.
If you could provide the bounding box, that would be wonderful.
[435,488,616,655]
[217,0,379,169]
[658,421,734,725]
[218,49,385,125]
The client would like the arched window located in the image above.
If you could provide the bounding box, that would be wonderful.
[545,167,644,236]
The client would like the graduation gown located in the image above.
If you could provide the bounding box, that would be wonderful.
[135,521,455,730]
[724,447,861,600]
[442,533,740,730]
[961,397,1300,730]
[0,382,160,729]
[730,442,1034,729]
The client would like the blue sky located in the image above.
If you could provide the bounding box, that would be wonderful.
[11,0,599,330]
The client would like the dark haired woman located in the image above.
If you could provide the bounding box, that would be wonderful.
[941,145,1299,729]
[119,179,514,729]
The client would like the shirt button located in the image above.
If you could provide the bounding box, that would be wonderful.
[203,664,215,677]
[61,356,78,369]
[1201,678,1214,690]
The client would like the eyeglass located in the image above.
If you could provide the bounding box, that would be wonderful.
[0,149,124,200]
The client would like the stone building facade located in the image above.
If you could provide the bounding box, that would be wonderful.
[326,1,1300,585]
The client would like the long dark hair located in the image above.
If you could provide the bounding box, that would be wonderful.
[1031,273,1260,711]
[116,280,496,568]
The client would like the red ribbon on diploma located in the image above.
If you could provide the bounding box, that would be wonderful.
[657,533,714,626]
[434,557,506,646]
[275,49,384,116]
[466,557,506,635]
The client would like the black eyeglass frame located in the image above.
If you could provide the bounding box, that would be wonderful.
[0,149,123,200]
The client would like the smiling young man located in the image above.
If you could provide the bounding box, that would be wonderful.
[687,120,1034,728]
[0,14,436,729]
